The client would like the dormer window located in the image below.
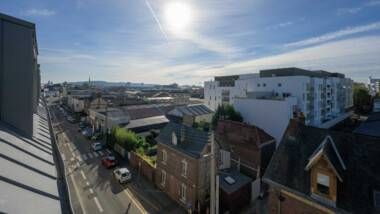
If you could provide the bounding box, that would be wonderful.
[172,132,177,145]
[316,173,330,195]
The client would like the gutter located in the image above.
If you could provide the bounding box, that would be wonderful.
[44,98,73,214]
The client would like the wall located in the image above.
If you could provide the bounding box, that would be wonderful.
[0,15,36,137]
[129,152,156,182]
[233,97,297,145]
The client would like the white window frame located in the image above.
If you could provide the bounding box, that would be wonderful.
[181,160,188,177]
[161,170,166,187]
[180,183,186,203]
[162,150,167,165]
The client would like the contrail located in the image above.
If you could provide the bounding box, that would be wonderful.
[144,0,169,41]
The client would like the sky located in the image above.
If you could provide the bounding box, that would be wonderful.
[1,0,380,85]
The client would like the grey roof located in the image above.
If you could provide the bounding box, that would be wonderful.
[167,104,213,118]
[157,122,211,158]
[124,115,168,130]
[0,103,61,213]
[219,169,252,194]
[264,120,380,213]
[354,112,380,137]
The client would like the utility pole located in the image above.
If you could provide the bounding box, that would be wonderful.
[210,131,216,214]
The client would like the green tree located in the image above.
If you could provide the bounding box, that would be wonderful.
[113,127,140,151]
[353,83,372,113]
[211,104,243,129]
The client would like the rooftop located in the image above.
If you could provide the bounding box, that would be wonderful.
[167,104,213,118]
[0,102,62,213]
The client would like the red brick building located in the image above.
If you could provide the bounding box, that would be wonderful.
[155,122,211,212]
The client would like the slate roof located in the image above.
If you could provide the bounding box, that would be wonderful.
[122,104,178,120]
[167,104,213,118]
[0,103,62,213]
[263,120,380,213]
[124,115,168,130]
[156,122,211,158]
[354,112,380,137]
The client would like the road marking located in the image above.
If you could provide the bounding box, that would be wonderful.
[69,171,87,214]
[88,153,93,159]
[93,197,104,212]
[89,188,94,194]
[123,189,147,214]
[61,153,66,161]
[77,155,83,162]
[93,152,99,158]
[80,170,87,180]
[76,162,80,168]
[82,154,88,160]
[86,181,90,186]
[106,149,111,154]
[98,151,104,156]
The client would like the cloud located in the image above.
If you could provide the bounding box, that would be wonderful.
[41,36,380,85]
[337,1,380,15]
[23,9,56,17]
[285,21,380,48]
[266,21,294,30]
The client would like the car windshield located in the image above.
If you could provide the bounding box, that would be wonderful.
[121,173,128,177]
[107,156,115,160]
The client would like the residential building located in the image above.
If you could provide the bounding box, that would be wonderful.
[166,104,213,126]
[373,98,380,112]
[0,13,63,213]
[368,76,380,96]
[215,120,276,212]
[263,119,380,214]
[88,107,130,133]
[155,122,212,212]
[205,67,353,144]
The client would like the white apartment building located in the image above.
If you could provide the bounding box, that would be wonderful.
[204,68,353,144]
[368,76,380,96]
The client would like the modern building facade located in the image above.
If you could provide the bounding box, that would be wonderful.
[204,68,353,143]
[0,13,40,137]
[368,76,380,96]
[0,13,63,213]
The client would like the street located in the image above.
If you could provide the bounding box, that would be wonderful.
[47,99,186,214]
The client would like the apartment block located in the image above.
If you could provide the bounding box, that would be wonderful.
[368,76,380,96]
[204,68,353,143]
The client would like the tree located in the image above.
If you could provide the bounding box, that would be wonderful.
[353,83,372,113]
[112,127,141,151]
[211,104,243,129]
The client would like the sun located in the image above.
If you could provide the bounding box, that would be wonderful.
[164,2,193,36]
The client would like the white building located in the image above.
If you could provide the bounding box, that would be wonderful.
[368,76,380,96]
[205,68,354,144]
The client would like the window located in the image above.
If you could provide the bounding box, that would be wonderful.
[162,150,167,164]
[181,160,188,177]
[172,132,177,145]
[180,183,186,202]
[263,83,266,87]
[161,170,166,187]
[278,83,282,87]
[257,83,261,87]
[317,173,330,195]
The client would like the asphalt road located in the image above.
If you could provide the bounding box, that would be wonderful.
[49,102,156,214]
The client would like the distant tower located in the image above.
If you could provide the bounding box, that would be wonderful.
[88,75,91,89]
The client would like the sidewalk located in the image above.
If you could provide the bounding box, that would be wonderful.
[126,167,187,214]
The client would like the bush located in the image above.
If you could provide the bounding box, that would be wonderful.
[113,127,140,151]
[211,104,243,129]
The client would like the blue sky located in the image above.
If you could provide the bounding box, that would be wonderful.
[1,0,380,85]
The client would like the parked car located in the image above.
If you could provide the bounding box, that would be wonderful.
[101,155,118,168]
[82,128,93,138]
[113,168,132,184]
[91,142,103,151]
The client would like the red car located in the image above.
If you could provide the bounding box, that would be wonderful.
[101,156,117,168]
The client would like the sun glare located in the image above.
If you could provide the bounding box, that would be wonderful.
[164,2,193,36]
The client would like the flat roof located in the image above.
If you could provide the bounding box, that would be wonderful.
[124,115,168,130]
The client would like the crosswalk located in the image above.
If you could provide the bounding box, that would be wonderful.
[76,149,112,162]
